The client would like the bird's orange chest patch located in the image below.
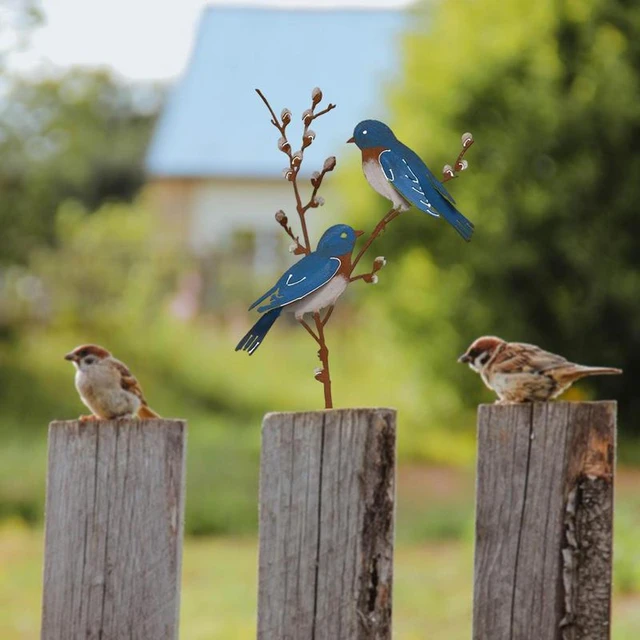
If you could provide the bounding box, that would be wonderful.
[361,146,387,163]
[336,253,355,277]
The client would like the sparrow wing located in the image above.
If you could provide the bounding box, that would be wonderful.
[112,359,150,406]
[490,342,569,375]
[251,253,341,313]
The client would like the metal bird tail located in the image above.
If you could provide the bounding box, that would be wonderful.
[235,308,282,355]
[439,199,475,242]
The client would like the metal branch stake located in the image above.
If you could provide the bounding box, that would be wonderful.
[256,88,337,407]
[254,88,473,408]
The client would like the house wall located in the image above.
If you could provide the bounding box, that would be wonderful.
[146,176,340,266]
[145,176,344,311]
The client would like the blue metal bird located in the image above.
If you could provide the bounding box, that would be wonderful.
[236,224,363,355]
[347,120,474,241]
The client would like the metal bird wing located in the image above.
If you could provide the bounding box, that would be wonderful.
[250,253,341,313]
[379,147,456,218]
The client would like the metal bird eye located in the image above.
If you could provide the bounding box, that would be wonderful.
[362,130,367,135]
[340,232,347,238]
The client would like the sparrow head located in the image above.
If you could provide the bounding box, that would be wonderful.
[65,344,111,370]
[458,336,506,372]
[347,119,397,149]
[316,224,364,257]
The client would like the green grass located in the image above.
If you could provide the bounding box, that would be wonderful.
[1,466,640,637]
[1,524,639,639]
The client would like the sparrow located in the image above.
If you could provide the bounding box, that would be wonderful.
[236,224,363,355]
[458,336,622,403]
[347,119,474,241]
[65,344,160,420]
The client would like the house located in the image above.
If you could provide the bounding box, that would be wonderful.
[145,5,408,310]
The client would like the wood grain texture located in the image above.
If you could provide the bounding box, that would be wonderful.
[473,401,615,640]
[41,419,187,640]
[258,408,396,640]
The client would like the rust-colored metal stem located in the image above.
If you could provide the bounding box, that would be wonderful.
[314,312,333,409]
[350,208,401,275]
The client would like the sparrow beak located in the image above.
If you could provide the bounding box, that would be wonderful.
[346,136,355,144]
[355,229,365,237]
[64,352,76,362]
[457,354,471,364]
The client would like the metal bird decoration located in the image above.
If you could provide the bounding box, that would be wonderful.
[238,88,474,408]
[348,119,475,241]
[236,224,363,355]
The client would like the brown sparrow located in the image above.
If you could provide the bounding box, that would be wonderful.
[458,336,622,403]
[65,344,160,420]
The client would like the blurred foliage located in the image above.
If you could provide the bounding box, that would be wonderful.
[344,0,640,435]
[2,0,640,539]
[0,68,162,266]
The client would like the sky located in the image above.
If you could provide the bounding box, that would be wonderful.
[11,0,413,82]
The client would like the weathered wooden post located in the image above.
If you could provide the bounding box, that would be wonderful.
[473,401,616,640]
[257,408,396,640]
[41,419,187,640]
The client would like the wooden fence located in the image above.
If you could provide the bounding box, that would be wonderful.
[39,402,615,639]
[41,419,186,639]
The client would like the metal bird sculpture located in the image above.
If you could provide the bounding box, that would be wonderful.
[236,224,363,355]
[348,119,475,241]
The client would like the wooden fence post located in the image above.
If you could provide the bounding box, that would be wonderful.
[473,401,616,640]
[257,408,396,640]
[41,419,187,640]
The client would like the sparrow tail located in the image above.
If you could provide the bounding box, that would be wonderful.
[137,405,160,419]
[566,365,623,380]
[439,199,475,242]
[235,308,282,355]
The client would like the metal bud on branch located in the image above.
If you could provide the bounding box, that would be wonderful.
[277,137,291,153]
[323,156,336,172]
[373,256,387,271]
[281,108,292,125]
[302,130,316,149]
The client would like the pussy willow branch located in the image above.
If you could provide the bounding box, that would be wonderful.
[255,88,336,255]
[255,87,337,408]
[349,133,474,278]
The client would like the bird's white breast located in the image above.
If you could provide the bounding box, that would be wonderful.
[363,157,410,211]
[287,275,349,320]
[75,361,140,418]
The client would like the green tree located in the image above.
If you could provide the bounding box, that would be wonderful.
[0,69,162,266]
[349,0,640,434]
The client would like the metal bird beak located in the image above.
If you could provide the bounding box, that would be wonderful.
[355,230,365,237]
[346,136,355,144]
[64,352,76,362]
[457,354,471,364]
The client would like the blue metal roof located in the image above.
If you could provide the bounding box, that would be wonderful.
[145,6,407,178]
